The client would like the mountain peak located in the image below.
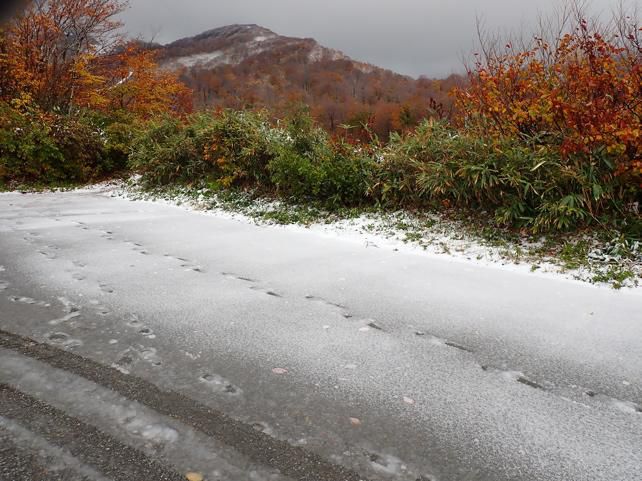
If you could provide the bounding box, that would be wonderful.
[188,24,276,42]
[159,24,349,70]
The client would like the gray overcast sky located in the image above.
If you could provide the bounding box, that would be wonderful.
[120,0,627,78]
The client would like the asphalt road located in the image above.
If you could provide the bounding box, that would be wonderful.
[0,188,640,481]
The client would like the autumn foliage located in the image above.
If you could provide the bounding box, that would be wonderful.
[1,0,640,234]
[181,58,461,141]
[0,0,126,110]
[160,26,463,141]
[0,0,191,115]
[455,14,642,188]
[96,43,192,117]
[0,0,191,185]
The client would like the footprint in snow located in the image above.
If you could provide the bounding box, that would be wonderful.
[9,295,50,307]
[46,331,83,349]
[304,295,346,310]
[126,315,142,328]
[48,310,81,326]
[180,263,203,272]
[250,421,273,435]
[367,452,405,476]
[483,367,546,391]
[95,307,112,316]
[249,286,282,298]
[221,272,257,283]
[138,327,156,339]
[582,390,642,414]
[139,347,162,366]
[199,373,242,396]
[114,346,162,371]
[443,340,473,353]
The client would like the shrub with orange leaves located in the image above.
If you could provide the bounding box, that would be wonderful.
[0,0,191,118]
[455,17,642,190]
[1,0,127,110]
[96,43,193,118]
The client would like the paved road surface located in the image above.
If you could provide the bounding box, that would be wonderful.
[0,189,641,481]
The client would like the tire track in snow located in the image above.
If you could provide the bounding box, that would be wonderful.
[0,328,371,481]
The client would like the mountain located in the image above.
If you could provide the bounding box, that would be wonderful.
[158,24,357,70]
[153,24,465,139]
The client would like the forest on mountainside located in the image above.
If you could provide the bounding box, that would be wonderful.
[145,23,466,140]
[181,59,465,140]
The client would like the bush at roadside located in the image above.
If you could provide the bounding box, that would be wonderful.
[0,100,130,187]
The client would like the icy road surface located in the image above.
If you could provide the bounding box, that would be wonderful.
[0,189,640,481]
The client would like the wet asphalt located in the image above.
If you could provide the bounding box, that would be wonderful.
[0,329,364,481]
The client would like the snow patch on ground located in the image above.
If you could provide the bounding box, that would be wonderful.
[104,182,641,290]
[1,186,640,481]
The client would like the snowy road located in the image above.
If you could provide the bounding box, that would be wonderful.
[0,189,641,481]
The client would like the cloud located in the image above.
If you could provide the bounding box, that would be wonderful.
[119,0,622,77]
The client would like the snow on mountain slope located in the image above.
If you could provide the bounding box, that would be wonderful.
[157,24,368,71]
